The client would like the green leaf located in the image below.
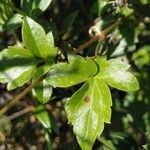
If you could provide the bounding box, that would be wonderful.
[0,46,37,89]
[45,54,97,87]
[3,13,22,31]
[35,105,51,131]
[95,57,139,91]
[46,31,55,47]
[138,0,150,4]
[33,79,52,104]
[21,0,33,15]
[97,0,108,16]
[7,66,36,90]
[65,78,112,150]
[22,17,57,59]
[32,0,52,13]
[132,45,150,68]
[21,0,52,16]
[33,61,54,80]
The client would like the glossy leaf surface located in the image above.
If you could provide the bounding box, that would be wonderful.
[0,46,37,89]
[8,66,36,90]
[22,17,57,59]
[33,79,52,104]
[45,54,97,87]
[66,78,112,150]
[95,57,139,91]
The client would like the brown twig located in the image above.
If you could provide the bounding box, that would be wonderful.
[74,18,121,53]
[63,17,102,41]
[8,106,35,120]
[0,78,43,117]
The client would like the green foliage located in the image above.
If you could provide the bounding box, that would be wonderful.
[0,0,148,149]
[66,79,112,150]
[65,57,139,149]
[22,17,57,59]
[21,0,52,16]
[0,0,22,31]
[95,57,139,91]
[35,105,51,131]
[32,79,52,104]
[45,55,97,87]
[0,46,37,90]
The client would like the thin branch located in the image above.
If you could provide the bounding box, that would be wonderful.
[74,31,105,53]
[74,18,121,53]
[0,78,43,117]
[8,106,35,120]
[62,17,102,41]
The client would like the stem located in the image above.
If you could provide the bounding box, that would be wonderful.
[8,106,35,120]
[75,32,105,53]
[0,78,42,117]
[103,18,121,35]
[0,1,27,16]
[75,18,121,53]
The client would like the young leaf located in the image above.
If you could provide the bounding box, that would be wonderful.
[45,54,97,87]
[0,46,37,89]
[22,17,57,59]
[35,105,51,131]
[65,78,112,150]
[32,79,52,104]
[95,57,139,91]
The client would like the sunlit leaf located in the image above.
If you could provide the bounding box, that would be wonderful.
[45,54,97,87]
[95,57,139,91]
[0,46,37,89]
[66,78,112,150]
[22,17,57,59]
[32,0,52,14]
[8,66,36,90]
[3,13,22,31]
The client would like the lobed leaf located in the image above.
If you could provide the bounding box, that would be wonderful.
[95,57,139,91]
[66,78,112,150]
[45,54,97,88]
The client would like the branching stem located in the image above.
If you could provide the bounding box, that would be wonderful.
[75,18,121,53]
